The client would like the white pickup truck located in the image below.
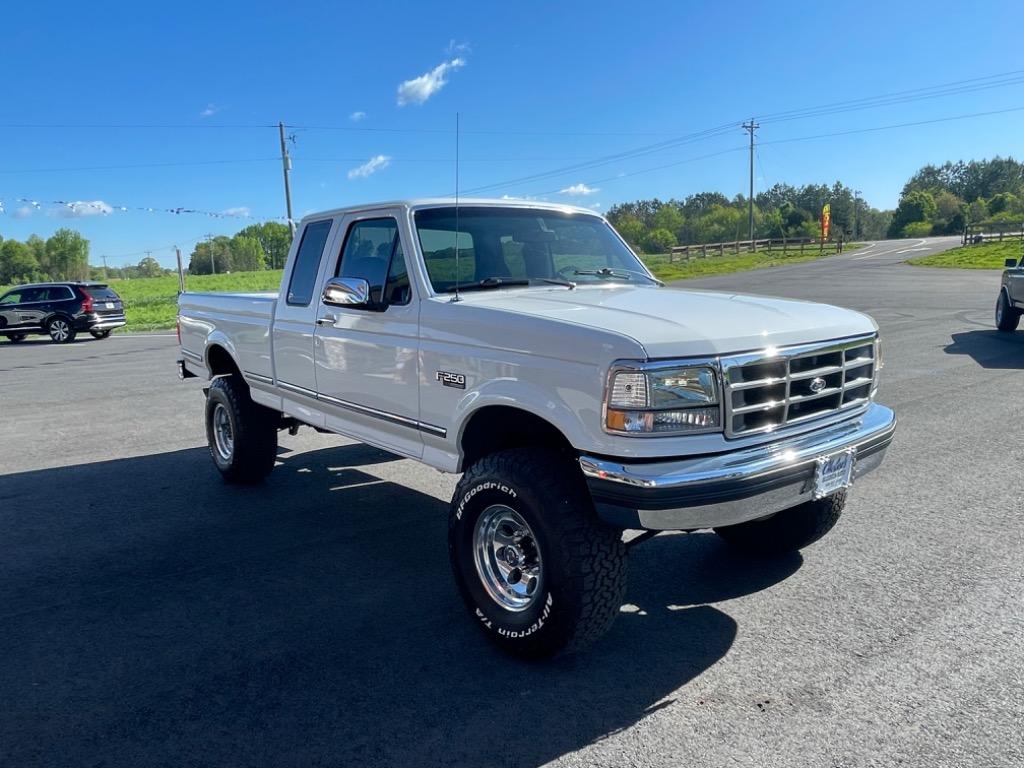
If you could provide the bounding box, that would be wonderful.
[178,199,896,658]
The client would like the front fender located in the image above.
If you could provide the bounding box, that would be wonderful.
[452,377,601,456]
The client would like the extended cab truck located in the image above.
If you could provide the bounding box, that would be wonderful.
[995,255,1024,331]
[177,200,897,658]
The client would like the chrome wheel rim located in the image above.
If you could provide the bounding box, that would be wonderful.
[212,403,234,461]
[50,320,69,341]
[473,505,543,612]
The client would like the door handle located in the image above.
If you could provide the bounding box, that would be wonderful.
[316,313,338,326]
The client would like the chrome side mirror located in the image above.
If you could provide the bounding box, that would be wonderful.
[321,277,370,307]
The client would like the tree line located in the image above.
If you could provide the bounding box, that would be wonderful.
[186,222,292,275]
[889,156,1024,237]
[0,229,90,285]
[0,221,294,286]
[605,182,892,254]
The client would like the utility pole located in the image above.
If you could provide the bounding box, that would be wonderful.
[742,119,759,242]
[101,255,108,280]
[853,189,861,240]
[207,234,216,275]
[175,247,185,293]
[279,121,295,237]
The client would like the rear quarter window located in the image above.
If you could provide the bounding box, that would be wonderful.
[287,220,334,306]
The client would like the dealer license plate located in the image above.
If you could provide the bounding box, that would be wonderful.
[104,302,115,309]
[814,449,855,499]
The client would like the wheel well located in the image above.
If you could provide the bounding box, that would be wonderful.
[206,344,241,378]
[459,406,573,470]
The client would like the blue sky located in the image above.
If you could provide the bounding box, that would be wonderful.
[2,0,1023,268]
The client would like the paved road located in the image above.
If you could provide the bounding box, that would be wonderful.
[2,238,1022,768]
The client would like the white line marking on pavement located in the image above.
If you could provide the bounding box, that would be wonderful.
[853,239,927,260]
[113,333,178,338]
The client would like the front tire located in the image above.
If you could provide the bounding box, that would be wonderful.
[995,291,1020,332]
[205,375,278,484]
[715,491,846,555]
[449,448,627,659]
[47,317,76,343]
[90,329,112,339]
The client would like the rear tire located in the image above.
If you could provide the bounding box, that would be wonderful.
[205,374,278,484]
[6,334,26,344]
[47,317,76,343]
[90,329,112,339]
[995,291,1020,332]
[448,448,627,659]
[714,491,847,555]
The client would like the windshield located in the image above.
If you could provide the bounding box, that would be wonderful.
[414,207,656,293]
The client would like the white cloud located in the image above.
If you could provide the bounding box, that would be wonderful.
[53,200,114,218]
[347,155,391,179]
[588,202,602,209]
[447,40,472,55]
[13,206,33,219]
[200,103,222,118]
[349,110,366,122]
[559,183,600,196]
[396,57,466,106]
[221,206,251,218]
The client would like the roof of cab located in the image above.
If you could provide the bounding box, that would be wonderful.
[297,198,602,225]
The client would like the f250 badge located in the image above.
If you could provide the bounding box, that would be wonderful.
[436,371,466,389]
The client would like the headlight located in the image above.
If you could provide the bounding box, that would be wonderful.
[605,364,721,435]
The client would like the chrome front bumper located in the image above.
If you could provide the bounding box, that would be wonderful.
[579,403,896,531]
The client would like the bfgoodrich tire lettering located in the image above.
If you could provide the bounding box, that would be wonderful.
[205,374,279,484]
[449,448,627,659]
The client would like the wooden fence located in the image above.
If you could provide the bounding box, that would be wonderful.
[962,223,1024,246]
[667,237,824,262]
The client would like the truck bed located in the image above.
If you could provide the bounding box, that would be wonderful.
[178,291,277,381]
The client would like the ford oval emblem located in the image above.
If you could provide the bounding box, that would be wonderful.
[809,376,827,393]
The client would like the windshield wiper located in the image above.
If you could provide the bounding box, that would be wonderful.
[572,267,663,286]
[531,277,575,289]
[444,276,530,293]
[444,276,575,293]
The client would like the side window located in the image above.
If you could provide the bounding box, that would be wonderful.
[20,288,44,303]
[287,220,333,306]
[335,218,411,307]
[0,291,22,305]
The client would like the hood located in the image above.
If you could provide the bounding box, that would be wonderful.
[453,284,877,358]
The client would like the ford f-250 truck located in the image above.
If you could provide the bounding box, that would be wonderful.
[177,199,896,658]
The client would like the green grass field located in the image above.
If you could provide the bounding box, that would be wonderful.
[113,271,284,330]
[908,239,1024,269]
[9,243,858,332]
[643,243,855,282]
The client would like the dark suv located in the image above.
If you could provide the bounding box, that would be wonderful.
[0,282,126,343]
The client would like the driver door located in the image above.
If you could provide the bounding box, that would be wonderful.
[313,211,423,459]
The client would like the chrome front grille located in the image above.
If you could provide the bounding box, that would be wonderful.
[723,336,877,437]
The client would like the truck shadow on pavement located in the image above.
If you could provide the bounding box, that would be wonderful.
[0,444,802,768]
[944,329,1024,369]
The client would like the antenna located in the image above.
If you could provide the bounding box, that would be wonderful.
[451,111,462,303]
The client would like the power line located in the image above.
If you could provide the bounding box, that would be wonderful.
[520,104,1024,199]
[758,69,1024,124]
[0,157,279,174]
[758,104,1024,147]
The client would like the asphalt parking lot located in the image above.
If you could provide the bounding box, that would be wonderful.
[2,237,1022,767]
